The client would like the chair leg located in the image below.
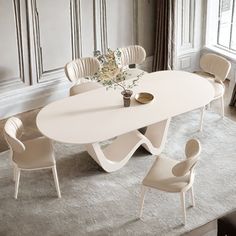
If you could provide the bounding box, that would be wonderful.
[13,165,17,182]
[52,166,61,198]
[139,185,147,218]
[199,106,205,132]
[190,186,195,207]
[180,192,186,225]
[220,96,224,118]
[14,168,21,199]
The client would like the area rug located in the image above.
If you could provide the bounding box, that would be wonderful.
[0,110,235,236]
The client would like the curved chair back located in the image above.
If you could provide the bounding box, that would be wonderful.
[65,57,100,83]
[200,53,231,82]
[172,139,201,177]
[4,117,25,153]
[120,45,146,67]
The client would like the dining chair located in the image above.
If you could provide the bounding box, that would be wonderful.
[4,117,61,199]
[65,57,102,96]
[139,139,201,225]
[119,45,147,79]
[195,53,231,131]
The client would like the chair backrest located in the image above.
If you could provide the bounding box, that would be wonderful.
[4,117,25,153]
[172,139,201,177]
[119,45,146,67]
[65,57,100,83]
[200,53,231,82]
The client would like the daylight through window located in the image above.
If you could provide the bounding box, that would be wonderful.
[217,0,236,52]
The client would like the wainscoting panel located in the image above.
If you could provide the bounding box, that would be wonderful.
[31,0,73,82]
[178,0,195,51]
[80,0,95,56]
[0,1,20,83]
[177,0,202,72]
[136,0,156,57]
[180,57,191,70]
[106,0,135,49]
[0,0,29,92]
[0,0,155,119]
[177,52,201,72]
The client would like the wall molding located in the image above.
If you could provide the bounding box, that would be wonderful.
[0,77,70,119]
[0,0,152,119]
[71,0,82,58]
[1,0,30,90]
[30,0,76,83]
[1,0,31,93]
[100,0,108,53]
[103,0,137,51]
[179,0,195,51]
[177,0,202,72]
[0,56,153,119]
[13,0,25,84]
[177,51,201,72]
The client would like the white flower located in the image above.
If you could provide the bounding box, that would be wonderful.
[91,48,143,91]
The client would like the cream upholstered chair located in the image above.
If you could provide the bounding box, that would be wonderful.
[4,117,61,199]
[119,45,147,79]
[195,53,231,131]
[139,139,201,225]
[65,57,102,96]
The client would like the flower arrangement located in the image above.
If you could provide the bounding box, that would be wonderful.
[92,48,144,92]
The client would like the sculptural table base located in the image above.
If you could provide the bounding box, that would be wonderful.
[37,71,215,172]
[85,119,171,172]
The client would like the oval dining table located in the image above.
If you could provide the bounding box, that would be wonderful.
[36,70,214,172]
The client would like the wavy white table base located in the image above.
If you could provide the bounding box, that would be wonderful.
[85,119,171,172]
[37,71,214,172]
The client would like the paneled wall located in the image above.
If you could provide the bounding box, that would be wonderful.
[34,0,73,74]
[177,0,236,83]
[176,0,203,72]
[203,0,236,82]
[0,1,20,84]
[0,0,30,93]
[0,0,156,119]
[1,0,234,119]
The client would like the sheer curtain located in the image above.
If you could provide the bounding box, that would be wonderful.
[152,0,176,71]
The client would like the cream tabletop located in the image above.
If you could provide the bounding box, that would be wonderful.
[36,70,214,144]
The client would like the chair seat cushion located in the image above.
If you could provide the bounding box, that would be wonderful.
[70,82,102,96]
[142,156,190,193]
[124,68,147,80]
[194,71,224,98]
[13,137,55,169]
[207,79,224,98]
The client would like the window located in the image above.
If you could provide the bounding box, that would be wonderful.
[217,0,236,51]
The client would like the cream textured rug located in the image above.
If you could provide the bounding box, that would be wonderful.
[0,110,235,236]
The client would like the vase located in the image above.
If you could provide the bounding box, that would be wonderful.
[121,90,133,107]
